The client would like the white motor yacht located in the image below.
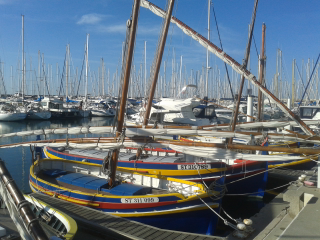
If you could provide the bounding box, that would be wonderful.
[26,102,51,120]
[40,97,83,118]
[0,103,27,121]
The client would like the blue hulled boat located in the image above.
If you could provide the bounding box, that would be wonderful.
[29,158,224,234]
[43,146,268,197]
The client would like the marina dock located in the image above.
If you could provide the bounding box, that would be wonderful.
[227,167,319,240]
[29,192,224,240]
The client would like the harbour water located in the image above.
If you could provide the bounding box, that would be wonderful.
[0,117,280,238]
[0,117,114,193]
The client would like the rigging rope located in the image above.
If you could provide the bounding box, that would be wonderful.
[212,2,234,99]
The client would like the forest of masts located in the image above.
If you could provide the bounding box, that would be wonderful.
[0,43,319,103]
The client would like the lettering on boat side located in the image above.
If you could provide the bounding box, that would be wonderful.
[178,164,210,170]
[121,197,160,203]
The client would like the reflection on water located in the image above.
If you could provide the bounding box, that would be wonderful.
[0,117,115,193]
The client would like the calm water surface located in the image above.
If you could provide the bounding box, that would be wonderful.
[0,117,278,237]
[0,117,114,193]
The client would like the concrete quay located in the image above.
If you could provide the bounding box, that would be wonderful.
[227,167,319,240]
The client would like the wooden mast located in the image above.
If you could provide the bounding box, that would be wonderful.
[229,0,259,144]
[109,0,141,187]
[257,23,266,121]
[143,0,175,126]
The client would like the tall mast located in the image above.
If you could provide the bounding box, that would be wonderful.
[164,61,166,97]
[30,57,32,95]
[292,59,295,107]
[66,44,69,100]
[42,53,45,97]
[21,15,25,99]
[144,41,147,97]
[180,55,182,94]
[143,0,175,126]
[172,48,175,97]
[229,0,259,144]
[279,49,282,100]
[101,58,105,97]
[109,0,141,187]
[11,66,13,95]
[85,34,89,101]
[206,0,210,97]
[56,62,58,97]
[38,51,40,97]
[257,23,266,121]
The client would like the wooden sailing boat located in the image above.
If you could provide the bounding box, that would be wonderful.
[30,0,224,235]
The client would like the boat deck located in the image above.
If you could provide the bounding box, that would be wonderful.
[30,192,225,240]
[68,148,185,163]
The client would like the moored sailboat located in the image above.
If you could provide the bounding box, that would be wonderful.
[29,158,224,234]
[29,0,225,235]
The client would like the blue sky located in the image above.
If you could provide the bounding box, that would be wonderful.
[0,0,319,97]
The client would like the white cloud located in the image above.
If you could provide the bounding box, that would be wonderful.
[77,13,105,25]
[95,24,160,35]
[0,0,14,4]
[97,24,127,34]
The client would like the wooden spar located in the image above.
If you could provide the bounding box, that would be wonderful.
[2,128,320,149]
[154,140,320,155]
[257,23,266,121]
[2,137,320,155]
[140,0,315,135]
[143,0,175,126]
[229,0,259,144]
[0,159,49,240]
[109,0,141,187]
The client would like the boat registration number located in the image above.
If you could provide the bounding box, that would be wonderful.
[121,197,159,204]
[178,164,211,170]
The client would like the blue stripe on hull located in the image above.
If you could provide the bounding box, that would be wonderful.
[29,176,216,212]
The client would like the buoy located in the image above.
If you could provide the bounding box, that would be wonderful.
[243,219,253,226]
[237,223,246,231]
[300,174,307,180]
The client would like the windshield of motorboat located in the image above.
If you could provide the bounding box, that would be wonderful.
[152,105,165,110]
[300,107,320,119]
[176,85,197,99]
[107,101,116,108]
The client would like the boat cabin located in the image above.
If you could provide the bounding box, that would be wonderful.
[299,106,320,120]
[193,104,216,119]
[41,97,64,110]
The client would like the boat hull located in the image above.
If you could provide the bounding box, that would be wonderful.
[29,159,222,235]
[24,195,77,240]
[27,111,51,120]
[91,109,115,117]
[50,110,83,118]
[0,112,27,121]
[44,147,268,197]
